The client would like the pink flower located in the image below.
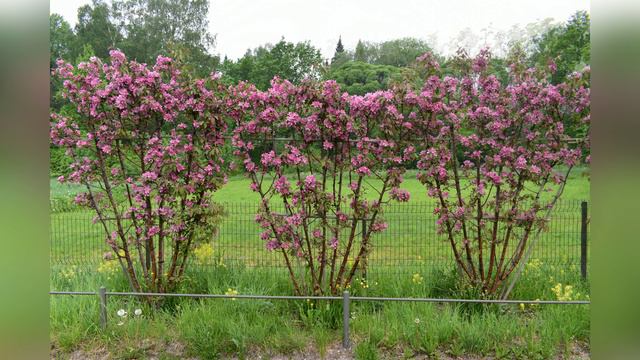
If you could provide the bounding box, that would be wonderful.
[356,166,371,176]
[266,240,279,251]
[244,159,256,172]
[148,226,160,237]
[304,174,317,189]
[530,165,541,175]
[250,182,259,192]
[141,171,158,181]
[286,213,302,227]
[274,176,290,195]
[371,222,388,232]
[390,188,410,202]
[285,146,307,165]
[515,156,527,170]
[437,167,447,180]
[486,171,502,185]
[261,151,278,167]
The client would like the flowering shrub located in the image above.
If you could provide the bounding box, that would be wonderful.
[228,78,414,295]
[50,51,228,293]
[410,50,590,297]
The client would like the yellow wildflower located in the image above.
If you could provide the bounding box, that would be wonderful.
[225,287,239,300]
[551,283,574,301]
[61,265,77,280]
[412,273,424,285]
[193,243,214,265]
[525,258,543,274]
[359,278,369,289]
[97,260,119,280]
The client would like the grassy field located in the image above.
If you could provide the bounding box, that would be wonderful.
[50,167,590,358]
[50,167,591,204]
[50,167,590,271]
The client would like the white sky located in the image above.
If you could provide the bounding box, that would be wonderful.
[50,0,590,60]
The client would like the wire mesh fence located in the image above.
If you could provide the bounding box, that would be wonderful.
[50,199,589,277]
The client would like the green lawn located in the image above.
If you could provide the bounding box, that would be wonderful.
[50,167,590,279]
[50,167,591,204]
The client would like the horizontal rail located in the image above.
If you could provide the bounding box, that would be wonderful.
[49,291,96,296]
[49,290,589,305]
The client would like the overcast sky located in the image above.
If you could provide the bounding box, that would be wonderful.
[50,0,589,60]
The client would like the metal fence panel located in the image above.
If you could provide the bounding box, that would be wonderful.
[50,199,589,274]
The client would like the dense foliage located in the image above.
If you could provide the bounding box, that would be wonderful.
[325,61,402,95]
[220,39,323,90]
[531,11,590,84]
[351,37,434,67]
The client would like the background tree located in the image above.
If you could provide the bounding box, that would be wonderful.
[50,14,76,68]
[531,11,590,83]
[354,39,367,62]
[75,0,122,60]
[326,61,402,95]
[220,39,323,90]
[50,14,77,111]
[111,0,219,76]
[373,37,433,67]
[331,36,350,68]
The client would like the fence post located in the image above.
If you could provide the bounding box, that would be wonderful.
[98,286,107,329]
[361,218,367,280]
[580,201,588,280]
[342,290,350,349]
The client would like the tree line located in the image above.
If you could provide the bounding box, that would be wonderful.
[51,0,589,97]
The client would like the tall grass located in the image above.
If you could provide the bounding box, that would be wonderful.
[50,261,589,359]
